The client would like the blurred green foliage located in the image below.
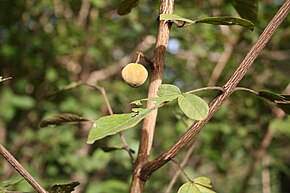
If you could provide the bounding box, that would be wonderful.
[0,0,289,193]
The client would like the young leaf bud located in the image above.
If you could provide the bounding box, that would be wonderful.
[122,63,148,87]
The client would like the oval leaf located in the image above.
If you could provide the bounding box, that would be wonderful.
[178,182,201,193]
[178,94,209,120]
[157,84,181,96]
[87,106,157,144]
[195,16,254,31]
[87,113,136,144]
[194,177,212,188]
[195,184,216,193]
[117,0,139,15]
[230,0,258,23]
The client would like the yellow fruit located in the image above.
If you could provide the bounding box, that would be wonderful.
[122,63,148,87]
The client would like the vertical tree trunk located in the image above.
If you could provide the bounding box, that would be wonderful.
[129,0,174,193]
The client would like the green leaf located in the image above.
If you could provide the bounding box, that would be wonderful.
[258,91,290,114]
[160,14,254,30]
[258,90,286,102]
[0,179,23,189]
[230,0,258,23]
[131,95,180,106]
[49,181,80,193]
[178,182,201,193]
[87,106,158,143]
[195,184,216,193]
[195,16,254,31]
[157,84,181,96]
[39,113,90,128]
[117,0,139,15]
[178,93,209,120]
[193,177,212,188]
[160,13,195,24]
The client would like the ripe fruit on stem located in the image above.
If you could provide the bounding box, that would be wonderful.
[122,63,148,87]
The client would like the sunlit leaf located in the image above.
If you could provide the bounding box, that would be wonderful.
[193,177,212,188]
[195,17,254,31]
[117,0,139,15]
[39,113,91,128]
[195,184,216,193]
[157,84,181,96]
[178,94,209,120]
[230,0,258,23]
[160,14,254,30]
[178,182,200,193]
[160,13,195,23]
[131,95,180,106]
[87,106,157,143]
[49,181,80,193]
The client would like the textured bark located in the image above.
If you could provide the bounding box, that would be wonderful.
[140,0,290,181]
[129,0,175,193]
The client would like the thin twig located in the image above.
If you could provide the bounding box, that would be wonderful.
[86,84,135,163]
[136,51,155,67]
[165,142,196,193]
[185,86,225,94]
[170,158,193,182]
[0,76,12,83]
[234,87,259,95]
[140,0,290,181]
[0,144,47,193]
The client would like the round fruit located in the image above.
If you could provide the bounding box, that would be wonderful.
[121,63,148,87]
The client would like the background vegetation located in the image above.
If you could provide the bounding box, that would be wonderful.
[0,0,290,192]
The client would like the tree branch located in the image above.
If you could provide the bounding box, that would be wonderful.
[140,0,290,181]
[130,0,175,192]
[0,144,47,193]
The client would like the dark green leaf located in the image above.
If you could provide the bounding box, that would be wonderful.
[230,0,258,23]
[117,0,139,15]
[195,16,254,31]
[276,101,290,114]
[49,181,80,193]
[258,90,286,102]
[39,113,90,128]
[178,94,209,120]
[258,91,290,114]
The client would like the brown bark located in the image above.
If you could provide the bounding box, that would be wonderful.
[140,0,290,181]
[129,0,175,193]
